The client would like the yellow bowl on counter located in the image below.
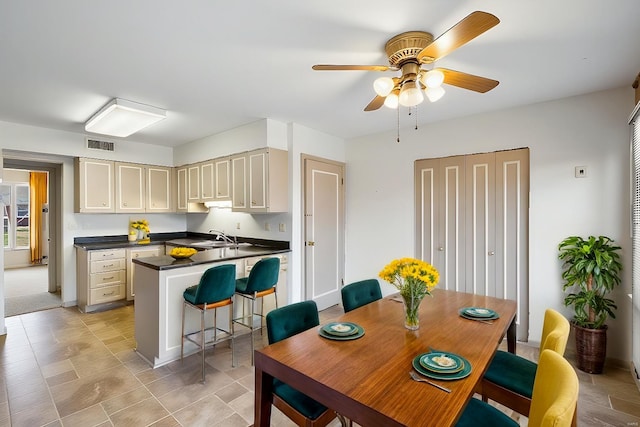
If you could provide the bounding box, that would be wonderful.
[169,247,198,259]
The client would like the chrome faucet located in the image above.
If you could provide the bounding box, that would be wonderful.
[208,229,237,245]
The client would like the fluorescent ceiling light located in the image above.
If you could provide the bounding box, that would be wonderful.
[85,98,166,137]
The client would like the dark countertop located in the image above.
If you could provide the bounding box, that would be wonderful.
[74,232,290,271]
[133,246,290,271]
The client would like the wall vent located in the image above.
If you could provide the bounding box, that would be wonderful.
[86,138,115,152]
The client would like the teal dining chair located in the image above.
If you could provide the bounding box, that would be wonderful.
[341,279,382,312]
[456,349,579,427]
[181,263,236,383]
[233,256,280,364]
[266,300,344,427]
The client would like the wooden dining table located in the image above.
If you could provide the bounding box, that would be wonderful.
[253,289,517,427]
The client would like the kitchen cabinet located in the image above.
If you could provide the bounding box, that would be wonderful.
[146,166,174,213]
[127,245,164,300]
[187,164,201,203]
[232,148,288,213]
[200,160,215,202]
[76,248,127,312]
[76,158,175,213]
[214,156,231,200]
[176,165,208,213]
[74,158,115,213]
[231,154,247,210]
[115,162,145,213]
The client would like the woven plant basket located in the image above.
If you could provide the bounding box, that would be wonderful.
[573,323,608,374]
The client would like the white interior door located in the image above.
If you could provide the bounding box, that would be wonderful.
[303,157,344,310]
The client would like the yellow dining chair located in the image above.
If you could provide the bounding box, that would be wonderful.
[479,308,570,417]
[456,349,579,427]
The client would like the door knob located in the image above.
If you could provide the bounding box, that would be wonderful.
[488,251,495,256]
[438,247,444,251]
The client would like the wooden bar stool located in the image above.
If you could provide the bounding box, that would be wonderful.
[181,263,236,383]
[233,257,280,365]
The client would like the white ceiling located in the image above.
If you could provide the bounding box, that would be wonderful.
[1,1,640,148]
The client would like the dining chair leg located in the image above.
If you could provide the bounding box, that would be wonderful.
[201,307,206,383]
[180,301,186,362]
[229,303,235,367]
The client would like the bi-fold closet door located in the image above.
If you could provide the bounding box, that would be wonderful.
[415,148,529,340]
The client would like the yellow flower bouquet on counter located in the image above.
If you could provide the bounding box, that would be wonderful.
[379,257,439,330]
[130,219,150,242]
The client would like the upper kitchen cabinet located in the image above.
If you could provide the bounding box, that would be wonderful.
[187,163,201,203]
[115,162,145,213]
[75,158,115,213]
[232,148,288,213]
[146,166,174,213]
[75,158,176,213]
[200,160,215,203]
[214,156,231,200]
[231,153,247,210]
[176,164,208,213]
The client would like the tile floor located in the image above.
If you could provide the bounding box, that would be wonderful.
[0,304,638,426]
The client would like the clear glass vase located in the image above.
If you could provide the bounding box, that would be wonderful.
[401,292,425,330]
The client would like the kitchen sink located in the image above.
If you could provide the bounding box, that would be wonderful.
[167,238,250,249]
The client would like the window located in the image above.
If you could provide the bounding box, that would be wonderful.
[1,182,29,249]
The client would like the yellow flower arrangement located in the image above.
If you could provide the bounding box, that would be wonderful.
[130,219,150,232]
[379,257,439,329]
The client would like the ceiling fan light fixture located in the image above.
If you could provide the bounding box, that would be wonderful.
[423,69,445,88]
[398,80,423,107]
[384,90,400,109]
[425,85,446,102]
[373,77,395,97]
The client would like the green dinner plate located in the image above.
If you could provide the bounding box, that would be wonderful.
[460,307,498,318]
[321,322,359,336]
[419,352,465,373]
[412,352,472,380]
[459,311,500,321]
[318,324,365,341]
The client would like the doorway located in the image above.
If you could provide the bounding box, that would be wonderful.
[3,155,62,317]
[302,156,345,310]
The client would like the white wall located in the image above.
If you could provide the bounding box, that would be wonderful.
[0,121,184,313]
[345,87,633,362]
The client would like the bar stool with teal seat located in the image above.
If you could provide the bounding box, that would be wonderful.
[181,263,236,383]
[233,257,280,365]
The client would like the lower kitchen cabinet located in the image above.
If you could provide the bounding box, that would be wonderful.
[127,246,164,300]
[76,248,127,312]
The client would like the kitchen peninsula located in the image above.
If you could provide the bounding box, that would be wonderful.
[132,241,289,368]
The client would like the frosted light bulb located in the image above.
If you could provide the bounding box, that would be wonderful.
[373,77,394,96]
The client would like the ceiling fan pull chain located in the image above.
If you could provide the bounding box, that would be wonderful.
[414,106,419,130]
[396,107,400,143]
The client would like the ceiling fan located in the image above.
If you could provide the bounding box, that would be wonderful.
[312,11,500,111]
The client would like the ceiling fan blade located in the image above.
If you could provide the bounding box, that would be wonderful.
[417,11,499,63]
[312,64,391,72]
[364,95,386,111]
[438,68,499,93]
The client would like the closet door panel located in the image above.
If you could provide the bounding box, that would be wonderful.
[465,153,496,296]
[439,157,466,292]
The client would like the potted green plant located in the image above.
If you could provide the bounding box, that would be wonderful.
[558,235,622,373]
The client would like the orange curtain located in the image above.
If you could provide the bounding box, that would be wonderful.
[29,171,48,264]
